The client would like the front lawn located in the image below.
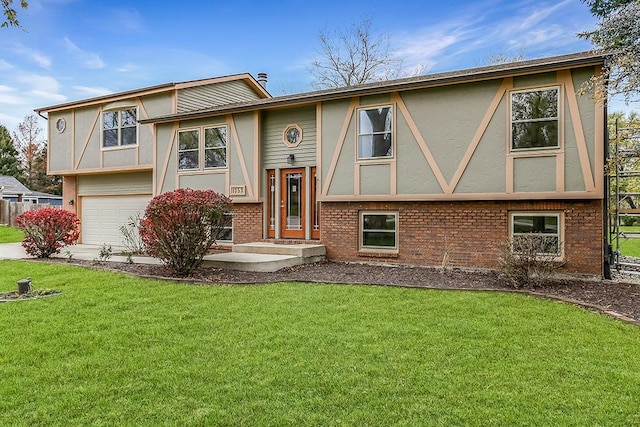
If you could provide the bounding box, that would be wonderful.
[0,260,639,425]
[0,226,23,243]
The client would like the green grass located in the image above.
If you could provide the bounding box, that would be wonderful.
[1,260,639,426]
[0,226,23,243]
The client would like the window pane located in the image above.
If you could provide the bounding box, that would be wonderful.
[363,214,396,231]
[358,134,392,158]
[205,148,226,168]
[358,107,393,159]
[359,107,392,133]
[512,89,558,121]
[205,127,226,148]
[121,109,137,127]
[121,127,137,145]
[179,130,199,150]
[103,129,118,147]
[103,111,118,130]
[178,151,199,170]
[513,215,558,234]
[363,231,396,247]
[512,121,558,149]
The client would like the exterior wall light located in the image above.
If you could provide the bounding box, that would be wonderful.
[287,154,295,164]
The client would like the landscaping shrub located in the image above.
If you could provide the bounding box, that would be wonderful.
[16,208,80,258]
[139,188,231,276]
[497,235,564,288]
[119,213,145,255]
[622,216,638,226]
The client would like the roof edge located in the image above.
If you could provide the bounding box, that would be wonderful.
[140,51,607,125]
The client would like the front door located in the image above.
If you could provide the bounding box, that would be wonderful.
[281,168,306,239]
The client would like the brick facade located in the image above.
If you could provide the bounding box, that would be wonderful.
[232,203,263,244]
[320,200,603,275]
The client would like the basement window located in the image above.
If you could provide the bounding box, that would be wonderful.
[360,212,398,251]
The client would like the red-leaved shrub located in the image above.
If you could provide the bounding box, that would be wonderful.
[16,208,80,258]
[139,188,231,276]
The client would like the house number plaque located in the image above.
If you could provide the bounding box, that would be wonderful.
[229,185,246,196]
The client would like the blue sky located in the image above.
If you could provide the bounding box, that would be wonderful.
[0,0,620,131]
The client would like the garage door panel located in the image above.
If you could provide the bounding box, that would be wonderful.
[82,195,151,245]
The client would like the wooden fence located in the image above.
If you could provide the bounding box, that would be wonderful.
[0,200,60,227]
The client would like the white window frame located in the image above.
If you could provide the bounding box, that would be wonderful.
[217,213,233,243]
[360,211,398,252]
[509,86,560,152]
[509,212,563,258]
[203,125,228,169]
[177,124,228,172]
[177,128,200,171]
[101,107,138,149]
[357,105,394,160]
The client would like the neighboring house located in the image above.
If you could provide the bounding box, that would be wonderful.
[0,175,31,202]
[0,175,62,205]
[35,52,607,276]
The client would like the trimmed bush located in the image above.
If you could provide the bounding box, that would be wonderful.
[497,235,565,288]
[139,188,231,276]
[16,208,80,258]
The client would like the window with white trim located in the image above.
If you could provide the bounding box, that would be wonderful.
[510,213,561,256]
[357,106,393,159]
[510,87,559,151]
[217,213,233,242]
[178,125,227,171]
[360,212,398,250]
[102,108,137,148]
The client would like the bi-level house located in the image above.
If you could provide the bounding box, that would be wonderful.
[36,52,607,276]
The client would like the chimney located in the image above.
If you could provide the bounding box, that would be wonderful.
[257,72,268,89]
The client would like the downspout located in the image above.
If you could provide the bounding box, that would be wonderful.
[602,83,611,279]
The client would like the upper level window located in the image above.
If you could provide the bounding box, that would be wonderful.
[103,108,137,148]
[358,106,393,159]
[510,87,559,151]
[205,126,227,168]
[178,125,227,171]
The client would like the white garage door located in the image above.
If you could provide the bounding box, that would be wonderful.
[81,195,151,246]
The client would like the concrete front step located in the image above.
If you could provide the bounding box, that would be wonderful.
[202,252,309,273]
[232,242,326,258]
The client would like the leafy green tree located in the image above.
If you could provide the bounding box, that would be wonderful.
[581,0,635,17]
[0,124,21,178]
[1,0,28,28]
[608,111,640,210]
[579,1,640,103]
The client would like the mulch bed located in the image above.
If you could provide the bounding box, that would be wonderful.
[48,258,640,325]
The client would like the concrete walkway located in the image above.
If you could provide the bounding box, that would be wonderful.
[0,242,325,272]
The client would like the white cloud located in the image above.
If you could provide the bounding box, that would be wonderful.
[29,90,67,103]
[116,63,141,73]
[0,59,13,70]
[0,89,25,105]
[16,74,61,93]
[63,37,105,69]
[12,44,52,68]
[73,85,112,97]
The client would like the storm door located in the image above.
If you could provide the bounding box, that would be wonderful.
[280,168,305,239]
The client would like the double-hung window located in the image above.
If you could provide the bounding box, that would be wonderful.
[510,213,561,257]
[360,212,398,251]
[358,106,393,159]
[510,87,559,150]
[178,125,227,171]
[103,108,137,148]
